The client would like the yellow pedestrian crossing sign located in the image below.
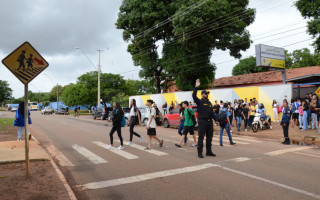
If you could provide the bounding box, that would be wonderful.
[315,86,320,99]
[2,41,49,84]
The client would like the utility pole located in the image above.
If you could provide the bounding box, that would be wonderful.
[97,49,104,108]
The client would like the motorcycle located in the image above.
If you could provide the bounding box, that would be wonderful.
[251,113,271,132]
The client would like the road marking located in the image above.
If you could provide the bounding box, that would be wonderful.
[264,146,313,156]
[93,141,138,160]
[220,166,320,199]
[118,140,168,156]
[75,163,217,190]
[225,157,252,163]
[212,138,249,145]
[47,144,75,167]
[293,152,320,158]
[229,136,262,143]
[72,144,108,164]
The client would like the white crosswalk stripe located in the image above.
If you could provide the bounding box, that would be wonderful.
[120,140,168,156]
[72,144,108,164]
[230,136,262,143]
[214,137,249,145]
[93,141,139,160]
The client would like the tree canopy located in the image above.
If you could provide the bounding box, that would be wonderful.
[232,56,268,76]
[116,0,255,91]
[0,80,12,105]
[295,0,320,51]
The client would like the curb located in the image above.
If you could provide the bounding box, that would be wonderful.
[32,135,77,200]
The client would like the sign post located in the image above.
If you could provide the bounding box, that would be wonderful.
[2,42,49,177]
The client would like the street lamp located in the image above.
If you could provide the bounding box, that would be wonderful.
[75,47,104,108]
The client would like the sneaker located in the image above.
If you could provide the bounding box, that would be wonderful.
[175,144,182,148]
[277,120,279,122]
[191,144,197,147]
[274,120,276,122]
[117,146,124,150]
[29,134,32,140]
[245,129,247,132]
[106,145,114,150]
[230,142,237,146]
[140,135,143,142]
[126,142,132,145]
[270,126,272,129]
[219,144,223,147]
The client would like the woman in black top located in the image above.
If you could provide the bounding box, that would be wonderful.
[235,104,245,134]
[243,104,250,133]
[228,102,235,128]
[107,102,124,150]
[169,101,174,112]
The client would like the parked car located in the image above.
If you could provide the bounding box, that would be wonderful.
[56,108,69,115]
[11,106,18,112]
[162,106,198,128]
[41,107,54,115]
[124,107,150,126]
[93,107,113,120]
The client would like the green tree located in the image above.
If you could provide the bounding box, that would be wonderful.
[286,48,320,69]
[232,56,269,76]
[0,80,12,105]
[295,0,320,51]
[48,85,64,102]
[116,0,255,92]
[111,93,130,108]
[62,83,90,106]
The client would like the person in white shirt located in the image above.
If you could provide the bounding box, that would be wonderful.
[272,100,279,122]
[145,99,163,150]
[127,99,143,145]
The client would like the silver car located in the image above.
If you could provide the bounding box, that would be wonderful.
[124,107,149,126]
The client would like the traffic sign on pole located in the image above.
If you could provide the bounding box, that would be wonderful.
[2,41,49,84]
[1,41,49,177]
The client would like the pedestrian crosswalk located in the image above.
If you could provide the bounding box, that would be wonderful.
[53,136,263,167]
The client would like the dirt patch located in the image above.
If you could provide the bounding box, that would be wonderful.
[0,161,70,200]
[0,123,18,142]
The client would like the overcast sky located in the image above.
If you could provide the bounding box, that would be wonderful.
[0,0,314,98]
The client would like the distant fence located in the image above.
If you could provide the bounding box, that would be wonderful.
[129,84,292,121]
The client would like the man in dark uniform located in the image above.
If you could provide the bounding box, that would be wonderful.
[193,79,216,158]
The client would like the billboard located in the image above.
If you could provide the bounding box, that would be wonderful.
[255,44,285,69]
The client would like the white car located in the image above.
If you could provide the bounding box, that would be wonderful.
[41,107,54,115]
[11,106,18,112]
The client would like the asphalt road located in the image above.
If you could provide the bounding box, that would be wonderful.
[15,111,320,200]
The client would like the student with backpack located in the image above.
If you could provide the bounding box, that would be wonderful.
[107,102,125,150]
[127,99,143,145]
[14,101,32,141]
[175,101,197,148]
[218,103,236,147]
[291,98,300,128]
[177,103,187,144]
[145,100,163,150]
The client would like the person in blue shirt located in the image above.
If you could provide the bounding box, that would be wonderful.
[218,103,236,147]
[258,104,272,129]
[14,101,32,141]
[281,101,292,145]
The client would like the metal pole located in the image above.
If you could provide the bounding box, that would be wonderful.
[24,84,30,177]
[97,50,104,108]
[282,69,287,84]
[57,84,59,110]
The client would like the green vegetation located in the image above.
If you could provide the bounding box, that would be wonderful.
[0,118,15,133]
[116,0,255,91]
[232,56,269,76]
[0,80,12,106]
[295,0,320,51]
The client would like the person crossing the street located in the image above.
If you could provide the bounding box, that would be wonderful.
[193,79,216,158]
[175,101,197,148]
[127,99,143,145]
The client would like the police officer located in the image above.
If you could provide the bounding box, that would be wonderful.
[281,100,291,145]
[193,79,216,158]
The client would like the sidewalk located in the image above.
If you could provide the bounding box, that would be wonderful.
[0,140,50,164]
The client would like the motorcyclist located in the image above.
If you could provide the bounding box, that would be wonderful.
[258,104,272,129]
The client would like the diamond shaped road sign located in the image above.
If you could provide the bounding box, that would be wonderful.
[315,86,320,99]
[2,41,49,85]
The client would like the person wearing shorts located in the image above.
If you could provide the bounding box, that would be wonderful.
[145,100,163,150]
[175,101,197,148]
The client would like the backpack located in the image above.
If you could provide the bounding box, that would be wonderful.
[291,103,297,112]
[218,111,228,127]
[187,108,197,126]
[298,107,303,116]
[116,109,126,127]
[135,107,141,120]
